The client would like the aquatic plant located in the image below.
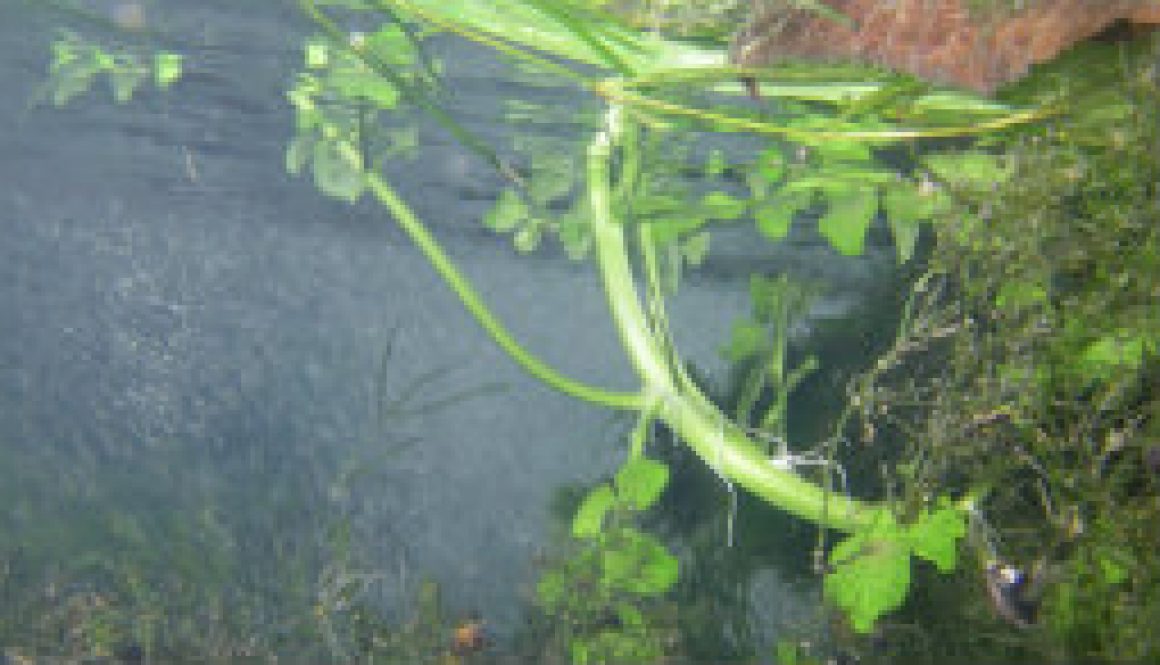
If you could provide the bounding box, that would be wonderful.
[274,0,1044,640]
[534,457,681,663]
[32,0,1156,659]
[844,38,1160,661]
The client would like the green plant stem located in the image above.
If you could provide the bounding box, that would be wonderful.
[361,158,642,411]
[587,106,877,532]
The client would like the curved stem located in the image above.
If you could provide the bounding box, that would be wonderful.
[587,106,878,532]
[362,167,643,411]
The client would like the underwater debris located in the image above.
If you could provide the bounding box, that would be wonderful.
[984,561,1041,628]
[450,616,491,655]
[731,0,1160,93]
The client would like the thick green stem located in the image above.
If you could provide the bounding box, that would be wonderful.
[587,106,878,533]
[362,165,642,411]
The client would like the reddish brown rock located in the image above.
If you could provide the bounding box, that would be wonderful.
[730,0,1160,93]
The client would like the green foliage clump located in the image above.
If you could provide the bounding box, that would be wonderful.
[286,25,425,202]
[848,38,1160,662]
[534,457,682,664]
[37,30,181,106]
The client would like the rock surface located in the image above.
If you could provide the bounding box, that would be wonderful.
[731,0,1160,93]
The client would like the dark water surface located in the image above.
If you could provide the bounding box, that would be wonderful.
[0,0,897,656]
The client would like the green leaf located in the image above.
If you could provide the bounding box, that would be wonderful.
[50,35,80,68]
[311,139,365,202]
[723,320,766,362]
[887,216,921,263]
[382,0,697,75]
[513,222,543,253]
[109,65,146,103]
[994,281,1047,311]
[883,180,936,221]
[571,640,590,665]
[1078,332,1147,378]
[775,640,799,665]
[755,146,786,183]
[825,511,910,633]
[1095,546,1132,585]
[364,24,415,67]
[818,186,877,256]
[883,180,943,263]
[647,214,707,246]
[153,52,183,89]
[614,457,668,511]
[535,568,568,608]
[814,139,872,163]
[700,191,747,220]
[923,151,1011,188]
[558,204,592,260]
[330,71,399,108]
[49,59,101,106]
[615,602,645,629]
[905,503,966,573]
[755,189,810,241]
[528,152,576,204]
[305,38,330,69]
[285,134,315,175]
[601,529,678,595]
[383,125,419,160]
[483,189,528,232]
[572,483,615,538]
[680,231,710,267]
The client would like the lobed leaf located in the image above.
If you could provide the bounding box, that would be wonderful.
[825,511,911,633]
[905,503,966,573]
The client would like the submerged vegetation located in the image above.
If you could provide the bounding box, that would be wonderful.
[852,45,1160,661]
[9,0,1159,662]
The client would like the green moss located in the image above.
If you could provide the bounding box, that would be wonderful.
[843,35,1160,663]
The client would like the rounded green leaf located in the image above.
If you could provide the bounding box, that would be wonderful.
[756,146,785,183]
[904,503,966,573]
[572,483,614,539]
[365,24,415,67]
[754,199,794,241]
[311,139,365,202]
[615,602,645,629]
[305,38,329,69]
[614,457,668,511]
[153,52,183,89]
[513,222,542,253]
[483,189,527,232]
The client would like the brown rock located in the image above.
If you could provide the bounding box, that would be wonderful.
[730,0,1160,93]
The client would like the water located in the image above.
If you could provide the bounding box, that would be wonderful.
[0,0,897,659]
